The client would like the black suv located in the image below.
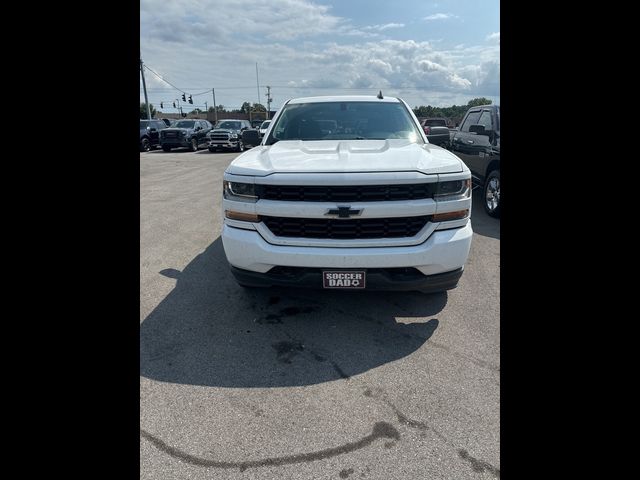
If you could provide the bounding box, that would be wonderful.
[208,119,252,152]
[140,120,166,151]
[159,119,213,152]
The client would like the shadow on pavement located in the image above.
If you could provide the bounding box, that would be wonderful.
[140,237,447,388]
[470,187,500,240]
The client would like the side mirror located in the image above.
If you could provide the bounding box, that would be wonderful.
[469,124,491,136]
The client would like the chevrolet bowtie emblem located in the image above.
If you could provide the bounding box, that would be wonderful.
[325,206,363,218]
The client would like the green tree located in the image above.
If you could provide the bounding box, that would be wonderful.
[252,103,266,112]
[467,97,492,107]
[239,101,252,114]
[140,102,156,119]
[189,108,204,114]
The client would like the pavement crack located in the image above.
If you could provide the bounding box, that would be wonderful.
[140,422,400,471]
[458,449,500,478]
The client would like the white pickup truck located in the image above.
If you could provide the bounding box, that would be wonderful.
[221,95,472,293]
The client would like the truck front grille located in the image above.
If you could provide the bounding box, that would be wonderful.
[211,133,230,140]
[262,215,431,239]
[256,183,436,202]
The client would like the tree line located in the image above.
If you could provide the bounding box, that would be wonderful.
[141,97,493,122]
[412,98,493,126]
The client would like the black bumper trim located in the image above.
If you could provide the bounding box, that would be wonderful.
[229,265,463,293]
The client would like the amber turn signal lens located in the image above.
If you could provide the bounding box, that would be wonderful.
[225,210,261,222]
[432,209,469,222]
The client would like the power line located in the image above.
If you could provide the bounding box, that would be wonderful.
[140,86,264,90]
[142,65,187,94]
[141,85,459,92]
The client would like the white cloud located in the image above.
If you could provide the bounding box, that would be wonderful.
[423,13,457,21]
[140,0,374,43]
[486,32,500,43]
[364,23,405,31]
[140,1,499,109]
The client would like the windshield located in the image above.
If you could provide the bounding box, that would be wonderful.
[174,120,195,128]
[217,121,242,130]
[140,121,149,128]
[260,121,271,129]
[265,101,423,144]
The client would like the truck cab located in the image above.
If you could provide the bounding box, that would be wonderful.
[450,105,500,217]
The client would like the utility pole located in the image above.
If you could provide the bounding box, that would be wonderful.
[265,86,272,120]
[140,52,152,120]
[212,88,217,123]
[204,101,207,119]
[255,63,261,109]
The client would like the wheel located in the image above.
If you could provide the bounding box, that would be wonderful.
[483,170,500,218]
[189,138,198,152]
[162,146,171,152]
[208,147,216,153]
[236,140,244,152]
[140,137,151,152]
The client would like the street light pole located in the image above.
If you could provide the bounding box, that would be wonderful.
[140,52,152,120]
[212,88,218,124]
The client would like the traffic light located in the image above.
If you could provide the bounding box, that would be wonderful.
[173,101,176,108]
[160,102,163,109]
[188,95,193,104]
[182,93,186,101]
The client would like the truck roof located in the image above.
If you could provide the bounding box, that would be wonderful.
[287,95,401,104]
[468,104,499,110]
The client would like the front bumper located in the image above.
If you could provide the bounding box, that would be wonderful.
[230,265,463,292]
[160,138,189,147]
[221,221,472,290]
[209,140,239,149]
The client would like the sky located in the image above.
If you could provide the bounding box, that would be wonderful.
[140,0,499,114]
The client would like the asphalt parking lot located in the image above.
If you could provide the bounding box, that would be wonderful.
[140,147,500,479]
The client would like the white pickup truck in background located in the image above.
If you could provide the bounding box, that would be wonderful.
[221,95,473,293]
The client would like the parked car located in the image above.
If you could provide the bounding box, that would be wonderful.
[208,119,252,152]
[258,120,271,138]
[221,95,472,293]
[419,118,451,149]
[450,105,500,217]
[159,119,213,152]
[140,120,166,152]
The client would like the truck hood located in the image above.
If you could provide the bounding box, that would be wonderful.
[226,139,464,176]
[212,128,239,134]
[162,128,192,133]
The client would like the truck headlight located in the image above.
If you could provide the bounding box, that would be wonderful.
[223,181,258,202]
[230,133,238,139]
[435,179,471,200]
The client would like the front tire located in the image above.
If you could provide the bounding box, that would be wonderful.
[140,137,151,152]
[162,145,171,152]
[208,147,216,153]
[483,170,500,218]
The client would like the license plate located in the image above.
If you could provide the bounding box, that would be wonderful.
[322,271,366,289]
